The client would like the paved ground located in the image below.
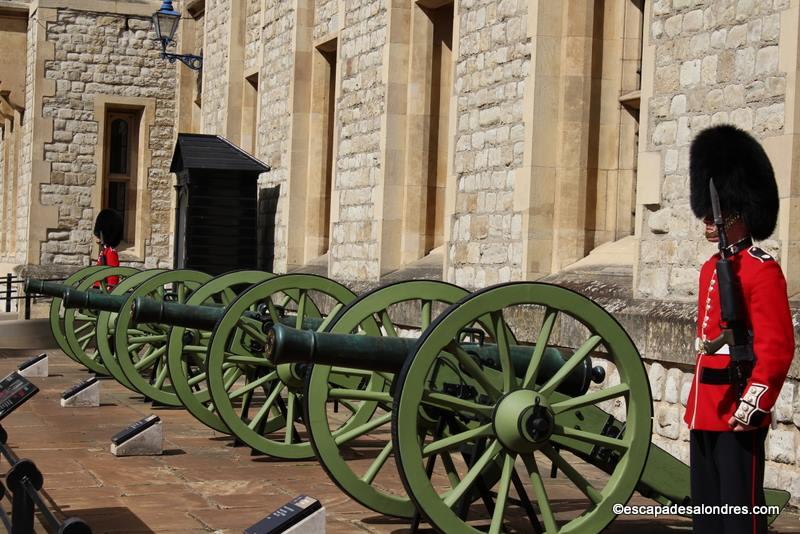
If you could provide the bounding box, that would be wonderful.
[0,349,797,533]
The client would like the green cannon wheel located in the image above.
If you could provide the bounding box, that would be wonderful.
[114,269,212,405]
[95,270,168,390]
[48,265,106,362]
[63,267,140,374]
[168,270,273,432]
[304,280,470,518]
[392,282,652,534]
[206,274,358,459]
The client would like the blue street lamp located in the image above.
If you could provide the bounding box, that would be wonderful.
[152,0,203,71]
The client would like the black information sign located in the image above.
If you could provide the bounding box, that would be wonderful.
[244,495,322,534]
[17,353,46,371]
[111,415,160,445]
[0,372,38,421]
[61,377,98,400]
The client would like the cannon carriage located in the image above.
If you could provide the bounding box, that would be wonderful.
[25,267,792,533]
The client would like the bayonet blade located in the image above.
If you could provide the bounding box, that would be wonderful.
[709,178,723,225]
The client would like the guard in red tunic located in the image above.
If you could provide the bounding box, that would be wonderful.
[684,124,795,534]
[93,209,123,289]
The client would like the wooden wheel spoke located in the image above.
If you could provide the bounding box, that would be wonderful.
[523,308,558,389]
[360,441,393,484]
[333,412,392,446]
[447,343,502,400]
[328,388,392,404]
[184,344,208,354]
[153,363,169,389]
[316,302,344,331]
[73,321,94,335]
[223,367,243,390]
[442,440,502,508]
[134,345,167,370]
[421,391,493,418]
[294,291,307,329]
[421,300,432,330]
[247,383,285,430]
[551,425,629,453]
[79,334,93,351]
[551,383,629,415]
[225,354,271,366]
[266,299,281,323]
[491,310,515,392]
[75,313,96,322]
[439,451,462,488]
[177,282,187,303]
[422,423,493,458]
[379,311,398,337]
[521,454,559,534]
[128,334,167,345]
[229,371,277,399]
[76,331,94,345]
[538,335,602,397]
[488,453,515,534]
[541,445,602,505]
[237,316,267,344]
[283,392,297,444]
[186,371,208,387]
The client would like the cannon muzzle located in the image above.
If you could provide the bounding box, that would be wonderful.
[24,279,67,298]
[266,323,606,396]
[62,288,129,312]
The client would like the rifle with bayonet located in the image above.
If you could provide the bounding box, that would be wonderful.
[702,179,754,397]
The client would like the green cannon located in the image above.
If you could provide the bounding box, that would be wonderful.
[131,272,362,456]
[261,281,790,533]
[26,266,144,374]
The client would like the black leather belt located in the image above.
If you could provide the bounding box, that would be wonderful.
[700,367,735,385]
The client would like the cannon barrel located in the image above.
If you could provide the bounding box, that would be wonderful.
[132,297,326,332]
[62,287,129,313]
[24,279,68,298]
[266,323,605,396]
[133,298,226,330]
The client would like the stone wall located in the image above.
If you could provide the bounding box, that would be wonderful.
[201,0,231,134]
[256,1,296,272]
[15,11,35,266]
[313,0,338,41]
[38,9,176,268]
[328,0,387,282]
[637,0,788,300]
[448,0,528,288]
[244,0,261,73]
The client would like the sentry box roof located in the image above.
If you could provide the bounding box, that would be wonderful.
[170,133,270,174]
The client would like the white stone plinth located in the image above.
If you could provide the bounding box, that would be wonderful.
[61,380,100,407]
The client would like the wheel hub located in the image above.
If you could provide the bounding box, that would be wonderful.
[493,389,554,453]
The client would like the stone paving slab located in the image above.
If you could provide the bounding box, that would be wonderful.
[0,349,796,533]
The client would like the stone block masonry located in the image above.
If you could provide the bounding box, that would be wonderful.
[448,0,529,289]
[38,10,176,269]
[328,0,387,283]
[639,0,787,299]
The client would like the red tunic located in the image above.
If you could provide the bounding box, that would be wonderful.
[96,246,120,288]
[684,246,795,431]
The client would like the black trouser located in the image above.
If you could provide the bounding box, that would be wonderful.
[690,428,768,534]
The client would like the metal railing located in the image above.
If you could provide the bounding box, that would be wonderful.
[0,425,91,533]
[1,275,65,321]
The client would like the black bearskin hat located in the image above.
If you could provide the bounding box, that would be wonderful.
[93,209,123,248]
[689,124,778,241]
